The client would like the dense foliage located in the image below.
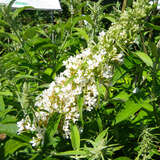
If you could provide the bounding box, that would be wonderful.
[0,0,160,159]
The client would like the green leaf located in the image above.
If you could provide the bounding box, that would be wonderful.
[112,67,126,85]
[1,115,17,123]
[115,100,142,124]
[97,83,107,98]
[4,139,29,157]
[132,100,153,124]
[147,23,160,31]
[74,28,89,41]
[29,154,40,160]
[0,91,13,96]
[36,44,57,51]
[113,91,131,102]
[71,125,80,150]
[0,109,16,119]
[0,96,5,111]
[135,51,153,67]
[78,95,84,126]
[12,6,34,19]
[114,157,131,160]
[15,74,42,81]
[0,31,19,42]
[44,113,61,146]
[32,38,51,47]
[151,149,160,156]
[104,14,116,23]
[6,0,16,10]
[44,68,53,76]
[70,15,94,28]
[13,134,31,143]
[82,139,95,146]
[0,20,10,27]
[23,27,39,40]
[0,123,17,136]
[54,150,86,156]
[95,128,108,146]
[141,101,153,112]
[124,57,135,69]
[132,110,148,124]
[97,113,103,132]
[149,42,158,57]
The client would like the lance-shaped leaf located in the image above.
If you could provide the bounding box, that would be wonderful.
[0,96,5,111]
[4,139,29,157]
[78,95,84,126]
[114,157,131,160]
[71,125,80,150]
[115,100,142,124]
[44,112,61,146]
[0,123,17,136]
[135,51,153,67]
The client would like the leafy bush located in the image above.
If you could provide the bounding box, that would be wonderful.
[0,0,160,160]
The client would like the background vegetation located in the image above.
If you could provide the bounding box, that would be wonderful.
[0,0,160,159]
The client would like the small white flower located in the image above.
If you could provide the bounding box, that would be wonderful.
[71,107,76,112]
[82,48,91,57]
[30,133,43,147]
[99,31,105,37]
[63,106,70,112]
[30,137,37,147]
[133,87,139,93]
[17,119,25,134]
[53,103,58,109]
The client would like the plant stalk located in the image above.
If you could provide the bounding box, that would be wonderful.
[122,0,127,12]
[151,44,160,125]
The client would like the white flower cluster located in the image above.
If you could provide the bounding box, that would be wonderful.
[17,117,36,134]
[17,0,151,146]
[34,44,109,139]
